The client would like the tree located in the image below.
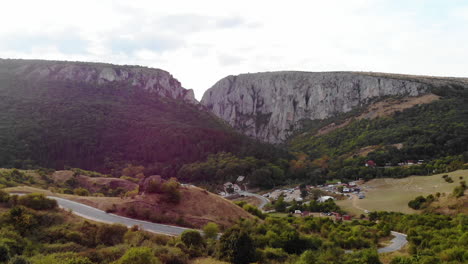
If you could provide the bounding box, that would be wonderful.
[218,227,255,264]
[274,195,287,212]
[162,177,181,204]
[0,243,10,262]
[203,222,219,240]
[181,230,204,248]
[18,193,57,210]
[117,247,160,264]
[8,256,31,264]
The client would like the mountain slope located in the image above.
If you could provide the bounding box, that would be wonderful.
[0,59,280,176]
[201,71,468,143]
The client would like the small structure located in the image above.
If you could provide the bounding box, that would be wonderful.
[343,215,352,221]
[343,187,350,193]
[317,196,335,203]
[294,210,302,214]
[301,211,311,217]
[365,160,376,167]
[236,176,245,182]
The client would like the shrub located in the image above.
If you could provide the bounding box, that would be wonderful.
[96,224,128,246]
[408,196,426,210]
[181,230,204,248]
[18,193,57,210]
[8,255,31,264]
[162,178,181,204]
[153,245,188,264]
[0,190,10,203]
[202,222,219,240]
[116,247,160,264]
[243,204,265,219]
[73,188,89,196]
[0,243,11,262]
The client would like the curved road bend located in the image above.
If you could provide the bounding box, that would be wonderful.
[378,231,408,253]
[238,191,270,210]
[50,196,192,236]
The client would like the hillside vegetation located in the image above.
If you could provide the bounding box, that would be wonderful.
[287,86,468,184]
[0,60,286,179]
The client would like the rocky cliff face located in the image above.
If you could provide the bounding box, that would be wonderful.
[0,59,196,103]
[201,71,468,143]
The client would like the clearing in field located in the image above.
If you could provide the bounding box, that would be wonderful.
[337,170,467,215]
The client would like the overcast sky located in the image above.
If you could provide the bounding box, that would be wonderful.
[1,0,467,99]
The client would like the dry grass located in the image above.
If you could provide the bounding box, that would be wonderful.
[232,195,262,207]
[336,170,467,215]
[379,244,410,264]
[4,185,253,229]
[315,94,439,137]
[356,94,440,120]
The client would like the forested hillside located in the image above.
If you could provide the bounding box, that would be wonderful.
[285,86,468,183]
[0,60,286,178]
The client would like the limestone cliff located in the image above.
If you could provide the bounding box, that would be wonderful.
[201,71,468,143]
[0,59,196,103]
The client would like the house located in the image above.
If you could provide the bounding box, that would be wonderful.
[365,160,376,167]
[348,182,357,187]
[343,188,350,193]
[343,215,352,221]
[301,211,311,217]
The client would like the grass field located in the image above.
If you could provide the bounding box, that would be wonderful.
[337,169,467,215]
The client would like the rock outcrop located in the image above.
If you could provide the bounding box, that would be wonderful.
[201,71,468,143]
[0,59,196,103]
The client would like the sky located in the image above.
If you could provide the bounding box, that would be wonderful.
[1,0,467,100]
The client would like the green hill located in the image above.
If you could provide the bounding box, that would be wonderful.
[0,59,284,178]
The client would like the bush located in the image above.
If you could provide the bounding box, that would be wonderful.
[8,255,31,264]
[116,247,160,264]
[96,224,128,246]
[162,178,181,204]
[73,188,90,196]
[242,204,265,219]
[0,190,10,203]
[202,222,219,240]
[0,243,11,262]
[181,230,204,248]
[408,196,427,210]
[18,193,57,210]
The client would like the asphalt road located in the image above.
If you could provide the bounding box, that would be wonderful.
[239,191,270,210]
[13,193,408,252]
[50,196,193,236]
[377,231,408,253]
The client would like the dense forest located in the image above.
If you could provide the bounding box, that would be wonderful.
[0,73,287,178]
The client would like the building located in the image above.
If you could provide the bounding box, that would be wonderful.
[317,196,335,203]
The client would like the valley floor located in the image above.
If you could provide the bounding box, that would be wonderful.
[336,169,467,215]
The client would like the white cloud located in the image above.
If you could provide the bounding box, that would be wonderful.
[1,0,467,100]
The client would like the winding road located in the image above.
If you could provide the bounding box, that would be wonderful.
[378,231,408,253]
[14,193,407,252]
[239,191,270,210]
[50,196,192,236]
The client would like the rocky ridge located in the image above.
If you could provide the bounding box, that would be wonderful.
[0,59,196,103]
[201,71,468,143]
